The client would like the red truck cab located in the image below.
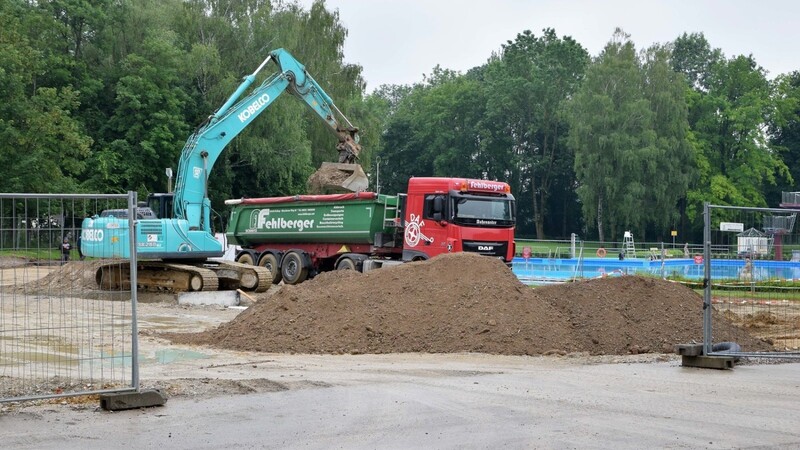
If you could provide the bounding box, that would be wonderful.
[400,177,516,264]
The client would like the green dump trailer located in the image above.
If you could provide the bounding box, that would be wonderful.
[226,192,398,245]
[225,192,402,284]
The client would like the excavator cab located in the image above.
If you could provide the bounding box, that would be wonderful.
[146,193,174,219]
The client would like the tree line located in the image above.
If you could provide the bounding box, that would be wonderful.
[2,1,799,243]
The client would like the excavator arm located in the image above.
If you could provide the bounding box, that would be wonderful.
[173,48,367,230]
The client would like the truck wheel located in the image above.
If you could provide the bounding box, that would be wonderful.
[258,252,283,284]
[336,257,356,271]
[236,252,255,265]
[281,251,308,285]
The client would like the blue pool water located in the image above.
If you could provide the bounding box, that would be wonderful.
[511,257,800,284]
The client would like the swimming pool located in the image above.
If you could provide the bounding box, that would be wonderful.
[511,257,800,284]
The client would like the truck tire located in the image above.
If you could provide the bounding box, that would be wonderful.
[236,252,255,265]
[258,252,283,284]
[336,257,356,271]
[281,251,308,285]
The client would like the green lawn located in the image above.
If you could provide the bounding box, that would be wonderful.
[0,248,60,261]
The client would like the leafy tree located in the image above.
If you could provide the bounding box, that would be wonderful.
[640,44,695,239]
[769,71,800,199]
[567,29,693,242]
[671,33,792,242]
[103,39,191,192]
[378,67,492,194]
[671,32,722,91]
[13,87,93,192]
[0,1,92,193]
[487,28,589,238]
[683,53,790,221]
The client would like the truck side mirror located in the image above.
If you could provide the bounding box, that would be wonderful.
[433,196,444,214]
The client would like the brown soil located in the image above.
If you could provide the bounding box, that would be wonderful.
[2,260,105,294]
[168,252,772,356]
[306,163,368,194]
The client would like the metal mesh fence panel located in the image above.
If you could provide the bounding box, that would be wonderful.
[0,193,138,402]
[704,203,800,359]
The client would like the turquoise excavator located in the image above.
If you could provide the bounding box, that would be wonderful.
[81,48,369,292]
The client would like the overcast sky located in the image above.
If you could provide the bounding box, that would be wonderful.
[299,0,799,91]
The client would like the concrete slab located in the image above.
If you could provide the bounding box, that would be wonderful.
[99,389,167,411]
[178,290,240,307]
[5,357,800,449]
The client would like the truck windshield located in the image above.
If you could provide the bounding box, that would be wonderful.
[451,195,515,226]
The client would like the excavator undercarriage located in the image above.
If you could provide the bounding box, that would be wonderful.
[95,260,272,293]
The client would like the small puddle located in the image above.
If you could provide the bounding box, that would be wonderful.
[154,348,210,364]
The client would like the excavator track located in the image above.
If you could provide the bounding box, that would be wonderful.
[95,261,219,293]
[216,261,272,293]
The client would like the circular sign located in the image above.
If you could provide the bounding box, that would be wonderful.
[522,247,532,259]
[693,255,703,264]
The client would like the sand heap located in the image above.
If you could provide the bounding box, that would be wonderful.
[170,253,770,356]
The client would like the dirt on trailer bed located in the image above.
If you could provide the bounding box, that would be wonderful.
[168,252,771,356]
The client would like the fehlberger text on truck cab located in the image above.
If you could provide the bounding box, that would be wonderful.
[468,180,506,192]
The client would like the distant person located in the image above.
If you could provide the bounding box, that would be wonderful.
[683,242,690,258]
[618,250,624,261]
[740,256,753,281]
[60,237,72,264]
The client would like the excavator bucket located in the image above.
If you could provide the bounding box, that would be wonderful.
[307,162,370,194]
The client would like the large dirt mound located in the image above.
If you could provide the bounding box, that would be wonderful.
[169,253,771,355]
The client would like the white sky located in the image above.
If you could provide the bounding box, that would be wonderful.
[299,0,799,91]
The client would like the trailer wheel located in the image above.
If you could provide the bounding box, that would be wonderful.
[281,251,308,285]
[258,252,283,284]
[236,252,255,265]
[336,257,356,271]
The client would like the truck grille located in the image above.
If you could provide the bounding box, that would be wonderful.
[462,241,508,259]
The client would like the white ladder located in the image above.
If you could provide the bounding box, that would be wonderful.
[623,231,636,258]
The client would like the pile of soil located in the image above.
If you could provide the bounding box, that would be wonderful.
[4,260,105,294]
[169,252,771,356]
[0,257,30,268]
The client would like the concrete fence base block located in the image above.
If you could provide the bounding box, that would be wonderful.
[100,389,167,411]
[178,290,240,307]
[681,355,735,370]
[674,343,704,356]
